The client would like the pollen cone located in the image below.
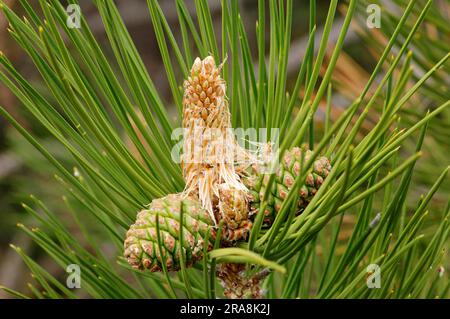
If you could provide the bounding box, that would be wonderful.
[181,56,247,223]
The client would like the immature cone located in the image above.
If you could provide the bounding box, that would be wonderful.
[239,146,332,227]
[217,263,269,299]
[181,56,247,223]
[124,194,216,272]
[217,185,253,242]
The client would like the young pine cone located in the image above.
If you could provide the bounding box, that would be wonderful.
[239,147,332,227]
[217,263,270,299]
[124,194,216,272]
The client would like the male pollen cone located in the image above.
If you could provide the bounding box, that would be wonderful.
[181,56,247,223]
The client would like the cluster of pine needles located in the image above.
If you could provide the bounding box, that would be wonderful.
[0,0,449,299]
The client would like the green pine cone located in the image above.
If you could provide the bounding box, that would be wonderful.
[240,147,332,227]
[124,194,216,272]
